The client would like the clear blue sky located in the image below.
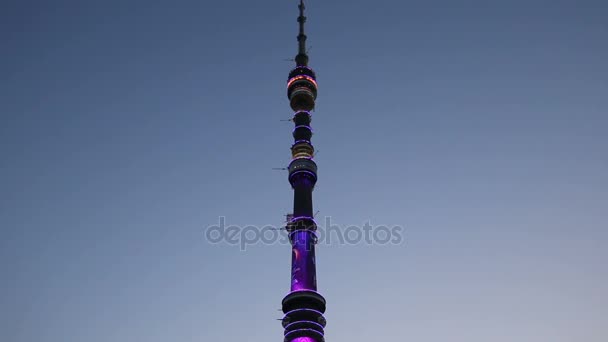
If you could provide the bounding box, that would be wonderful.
[1,0,606,341]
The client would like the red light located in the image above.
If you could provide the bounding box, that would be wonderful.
[287,75,318,89]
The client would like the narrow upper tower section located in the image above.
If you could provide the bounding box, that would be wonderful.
[296,0,308,66]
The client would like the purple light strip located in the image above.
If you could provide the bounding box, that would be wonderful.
[292,125,313,134]
[284,308,325,317]
[289,170,317,181]
[283,320,325,331]
[284,329,325,338]
[289,338,316,342]
[289,216,317,224]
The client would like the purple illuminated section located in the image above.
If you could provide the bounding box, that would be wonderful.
[289,170,317,183]
[289,230,318,241]
[285,329,324,338]
[289,338,316,342]
[290,230,317,291]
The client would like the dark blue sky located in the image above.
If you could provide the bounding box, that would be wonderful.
[1,1,607,341]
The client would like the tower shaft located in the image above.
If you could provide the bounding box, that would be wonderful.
[281,2,326,342]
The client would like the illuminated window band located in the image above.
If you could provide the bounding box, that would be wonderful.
[292,153,313,159]
[290,156,314,162]
[283,320,325,331]
[288,160,316,177]
[292,145,314,159]
[287,75,318,89]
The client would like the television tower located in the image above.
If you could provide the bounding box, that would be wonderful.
[280,1,327,342]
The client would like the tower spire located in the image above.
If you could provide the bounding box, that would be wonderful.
[296,0,309,66]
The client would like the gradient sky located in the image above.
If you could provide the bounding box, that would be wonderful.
[1,0,607,341]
